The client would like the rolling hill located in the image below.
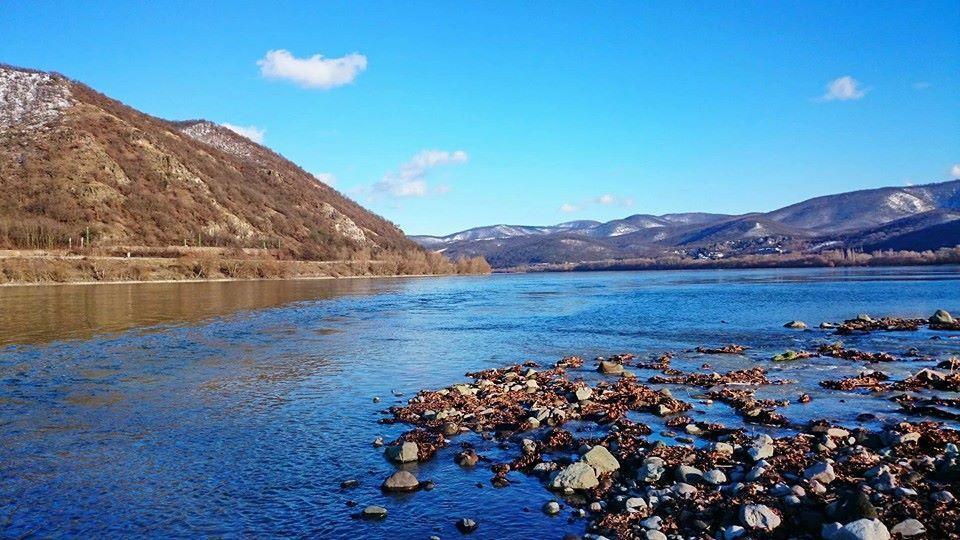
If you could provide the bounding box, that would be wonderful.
[413,180,960,268]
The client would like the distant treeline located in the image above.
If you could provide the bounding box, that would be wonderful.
[507,247,960,273]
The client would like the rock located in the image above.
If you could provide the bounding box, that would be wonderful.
[640,516,662,529]
[822,523,843,539]
[372,396,381,403]
[385,441,419,463]
[636,461,664,483]
[598,360,624,375]
[832,492,878,521]
[748,435,775,461]
[372,436,384,447]
[931,490,955,503]
[723,525,746,539]
[739,504,781,531]
[521,438,537,455]
[746,461,768,481]
[890,519,925,537]
[582,445,620,474]
[827,428,850,438]
[674,465,704,483]
[672,482,698,499]
[703,469,727,485]
[361,505,387,519]
[340,479,359,489]
[930,309,954,324]
[381,470,420,492]
[804,461,837,484]
[836,519,890,540]
[575,387,593,401]
[624,497,647,513]
[543,501,561,515]
[784,320,807,329]
[550,462,599,490]
[442,422,460,436]
[644,531,667,540]
[455,449,479,467]
[712,442,734,455]
[455,518,478,533]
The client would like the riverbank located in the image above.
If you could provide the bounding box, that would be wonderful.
[369,311,960,539]
[501,247,960,274]
[0,252,491,286]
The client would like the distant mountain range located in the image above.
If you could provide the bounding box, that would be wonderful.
[0,64,420,260]
[412,180,960,268]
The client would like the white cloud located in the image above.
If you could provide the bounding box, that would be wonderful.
[913,81,931,90]
[820,76,867,101]
[594,194,634,207]
[560,203,581,213]
[258,49,367,89]
[313,172,337,186]
[596,194,615,205]
[951,164,960,178]
[373,150,469,197]
[221,123,265,143]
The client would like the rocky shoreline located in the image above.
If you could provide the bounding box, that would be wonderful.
[361,311,960,539]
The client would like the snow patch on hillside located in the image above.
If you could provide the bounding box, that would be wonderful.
[0,67,72,131]
[178,121,264,164]
[884,192,933,214]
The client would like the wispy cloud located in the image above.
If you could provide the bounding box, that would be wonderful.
[372,150,469,197]
[221,123,265,143]
[951,164,960,178]
[913,81,932,90]
[312,172,337,186]
[258,49,367,89]
[819,76,867,101]
[560,194,634,213]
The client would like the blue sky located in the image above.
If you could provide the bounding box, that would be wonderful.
[2,1,958,235]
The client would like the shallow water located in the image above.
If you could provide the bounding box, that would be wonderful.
[1,267,959,538]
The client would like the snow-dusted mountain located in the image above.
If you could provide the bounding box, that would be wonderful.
[412,180,960,268]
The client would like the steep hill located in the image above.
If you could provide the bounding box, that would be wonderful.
[0,65,420,261]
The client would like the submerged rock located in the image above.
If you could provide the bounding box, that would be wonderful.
[455,518,478,533]
[361,505,387,519]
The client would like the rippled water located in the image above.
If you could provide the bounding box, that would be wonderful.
[1,267,959,538]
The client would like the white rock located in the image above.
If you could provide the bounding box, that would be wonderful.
[890,519,925,537]
[836,518,890,540]
[582,445,620,473]
[703,469,727,485]
[739,504,781,531]
[804,461,836,484]
[385,441,419,463]
[550,462,599,490]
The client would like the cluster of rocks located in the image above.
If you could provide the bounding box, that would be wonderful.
[818,310,960,335]
[817,342,897,363]
[362,310,959,536]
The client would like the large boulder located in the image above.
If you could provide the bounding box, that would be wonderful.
[930,309,954,324]
[582,445,620,474]
[381,470,420,492]
[550,462,599,490]
[740,504,781,531]
[385,441,419,463]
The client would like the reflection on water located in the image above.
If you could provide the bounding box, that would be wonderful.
[0,278,412,346]
[0,267,959,538]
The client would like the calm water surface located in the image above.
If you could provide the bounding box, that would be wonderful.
[1,267,959,538]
